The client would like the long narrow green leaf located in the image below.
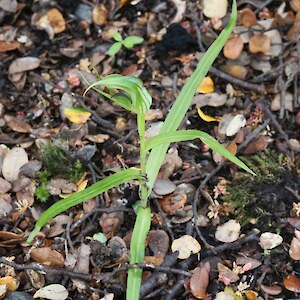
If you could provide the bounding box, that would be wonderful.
[145,130,255,175]
[27,168,143,244]
[145,1,237,193]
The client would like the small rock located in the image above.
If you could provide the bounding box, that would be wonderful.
[4,291,34,300]
[271,93,294,112]
[153,179,176,196]
[0,198,12,218]
[0,177,11,193]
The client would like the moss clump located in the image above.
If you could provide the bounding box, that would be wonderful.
[35,140,83,202]
[223,150,299,230]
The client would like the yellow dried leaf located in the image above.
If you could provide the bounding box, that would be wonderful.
[46,8,66,34]
[198,107,217,122]
[0,276,18,291]
[197,76,214,94]
[93,4,108,26]
[64,107,91,124]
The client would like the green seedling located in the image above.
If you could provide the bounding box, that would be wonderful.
[27,1,253,299]
[107,32,144,57]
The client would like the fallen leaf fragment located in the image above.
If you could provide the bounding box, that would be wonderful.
[291,0,300,12]
[8,57,41,74]
[33,284,68,300]
[0,276,17,291]
[289,230,300,260]
[259,232,283,250]
[46,8,66,34]
[170,0,186,23]
[238,8,257,27]
[220,65,248,80]
[148,230,169,257]
[198,107,217,122]
[249,34,271,53]
[2,147,28,181]
[215,220,241,243]
[0,0,17,13]
[64,107,91,124]
[30,247,64,268]
[0,41,20,52]
[190,263,210,299]
[171,235,201,259]
[92,4,108,26]
[283,274,300,293]
[215,291,234,300]
[260,284,282,295]
[100,293,114,300]
[203,0,228,19]
[223,36,244,60]
[217,263,240,284]
[4,115,32,133]
[197,77,214,94]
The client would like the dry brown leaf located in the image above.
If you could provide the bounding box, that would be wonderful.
[153,179,176,196]
[259,232,283,250]
[289,230,300,260]
[220,65,248,80]
[0,178,11,194]
[242,135,270,155]
[215,220,240,243]
[190,263,210,299]
[159,193,187,215]
[0,41,20,52]
[283,274,300,293]
[0,276,17,291]
[260,284,282,295]
[217,263,240,284]
[171,235,201,259]
[8,57,41,74]
[249,34,271,53]
[92,4,108,26]
[193,93,227,108]
[148,230,169,257]
[145,109,163,121]
[30,247,64,268]
[46,8,66,34]
[4,115,32,133]
[291,0,300,12]
[99,212,124,238]
[33,284,68,300]
[144,256,164,266]
[203,0,228,19]
[223,36,244,60]
[85,134,110,143]
[238,8,257,27]
[48,215,72,238]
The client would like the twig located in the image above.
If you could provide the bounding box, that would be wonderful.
[0,257,92,281]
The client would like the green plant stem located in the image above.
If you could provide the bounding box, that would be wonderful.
[127,206,151,300]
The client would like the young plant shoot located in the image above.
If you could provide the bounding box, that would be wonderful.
[27,1,252,299]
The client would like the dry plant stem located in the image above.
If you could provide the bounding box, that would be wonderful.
[0,257,92,281]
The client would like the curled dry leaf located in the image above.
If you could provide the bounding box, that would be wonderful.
[249,34,271,53]
[238,8,257,27]
[92,4,108,26]
[203,0,228,19]
[2,147,28,181]
[223,36,244,60]
[148,230,169,257]
[260,284,282,295]
[30,247,64,268]
[171,235,201,259]
[190,263,210,299]
[99,211,124,238]
[259,232,283,250]
[289,230,300,260]
[48,215,72,238]
[242,135,271,155]
[220,64,248,80]
[283,274,300,293]
[33,284,68,300]
[0,41,20,52]
[46,8,66,34]
[197,76,214,94]
[4,115,32,133]
[215,220,241,243]
[159,192,187,215]
[8,57,41,74]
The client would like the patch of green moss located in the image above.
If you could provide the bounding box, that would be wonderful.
[35,140,84,202]
[223,150,298,229]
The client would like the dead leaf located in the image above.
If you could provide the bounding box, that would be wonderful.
[193,93,227,108]
[289,230,300,260]
[217,263,240,284]
[46,8,66,34]
[48,215,72,238]
[92,4,108,26]
[259,232,283,250]
[198,107,218,122]
[170,0,186,23]
[235,256,262,270]
[223,36,244,60]
[2,147,28,181]
[99,212,124,238]
[197,76,214,94]
[171,235,201,259]
[0,178,11,194]
[159,192,187,215]
[8,57,41,74]
[4,115,32,133]
[242,136,270,155]
[203,0,228,19]
[260,284,282,295]
[190,263,210,299]
[0,0,17,13]
[0,41,20,52]
[291,0,300,12]
[283,274,300,293]
[249,34,271,53]
[153,179,176,196]
[30,247,65,268]
[85,134,110,143]
[145,109,164,121]
[64,107,91,124]
[0,198,12,219]
[148,230,169,257]
[33,284,68,300]
[0,276,17,291]
[160,148,182,179]
[220,64,248,80]
[271,93,294,112]
[215,220,240,243]
[238,8,257,27]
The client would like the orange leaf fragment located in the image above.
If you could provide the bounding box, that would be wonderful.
[92,4,108,26]
[197,76,214,94]
[223,36,244,60]
[0,41,20,52]
[283,274,300,293]
[238,8,257,27]
[46,8,66,34]
[0,276,18,291]
[64,107,91,124]
[249,34,271,53]
[30,247,64,268]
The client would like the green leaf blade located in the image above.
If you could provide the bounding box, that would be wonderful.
[123,36,144,48]
[27,168,143,244]
[113,32,123,42]
[107,42,122,56]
